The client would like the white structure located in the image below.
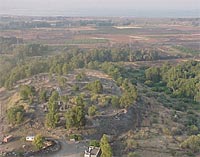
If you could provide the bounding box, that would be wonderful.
[84,146,101,157]
[26,136,35,142]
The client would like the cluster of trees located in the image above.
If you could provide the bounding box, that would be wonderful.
[0,36,23,53]
[0,43,175,90]
[0,44,173,87]
[174,45,200,55]
[120,79,138,108]
[1,21,51,30]
[65,105,86,129]
[42,90,86,129]
[65,96,86,129]
[14,44,49,57]
[145,61,200,102]
[0,18,115,30]
[2,59,49,89]
[6,105,25,125]
[45,91,59,128]
[86,80,103,94]
[68,47,162,64]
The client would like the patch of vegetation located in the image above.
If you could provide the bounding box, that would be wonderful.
[89,140,100,147]
[33,134,45,150]
[86,80,103,94]
[100,134,113,157]
[173,45,200,55]
[45,91,59,128]
[7,105,25,125]
[180,134,200,153]
[88,105,97,117]
[128,152,140,157]
[65,38,109,44]
[145,61,200,103]
[65,105,86,129]
[69,134,83,141]
[20,85,36,104]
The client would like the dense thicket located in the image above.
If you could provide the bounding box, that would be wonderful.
[145,61,200,102]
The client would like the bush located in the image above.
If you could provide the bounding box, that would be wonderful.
[86,80,103,94]
[89,140,100,147]
[144,80,153,87]
[187,125,199,135]
[69,134,83,141]
[111,96,120,108]
[162,127,171,136]
[33,134,45,150]
[180,134,200,153]
[88,105,97,117]
[72,84,79,91]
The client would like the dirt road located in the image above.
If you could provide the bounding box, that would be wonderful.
[45,140,86,157]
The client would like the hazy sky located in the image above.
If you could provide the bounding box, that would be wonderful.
[0,0,199,16]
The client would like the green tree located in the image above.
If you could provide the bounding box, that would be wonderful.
[49,91,59,102]
[20,85,36,103]
[111,96,120,108]
[87,80,103,94]
[45,91,59,128]
[100,134,112,157]
[65,105,86,129]
[45,111,59,128]
[39,89,47,103]
[120,84,137,108]
[33,134,45,150]
[145,67,161,82]
[7,105,25,125]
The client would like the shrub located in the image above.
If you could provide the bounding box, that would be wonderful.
[88,105,97,117]
[187,125,199,135]
[69,134,83,141]
[89,140,100,147]
[33,134,45,150]
[180,134,200,153]
[72,84,79,91]
[144,80,153,87]
[162,127,171,136]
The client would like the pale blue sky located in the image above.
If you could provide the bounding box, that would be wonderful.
[0,0,199,17]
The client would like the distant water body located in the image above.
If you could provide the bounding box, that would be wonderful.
[0,8,199,18]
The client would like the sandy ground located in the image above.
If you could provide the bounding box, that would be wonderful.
[46,140,86,157]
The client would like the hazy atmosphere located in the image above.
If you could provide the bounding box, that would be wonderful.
[0,0,199,17]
